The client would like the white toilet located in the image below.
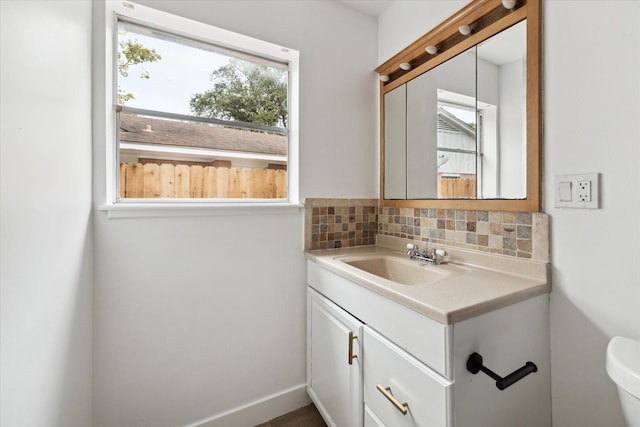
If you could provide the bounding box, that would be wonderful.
[607,336,640,427]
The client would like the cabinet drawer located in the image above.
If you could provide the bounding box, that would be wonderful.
[364,326,452,427]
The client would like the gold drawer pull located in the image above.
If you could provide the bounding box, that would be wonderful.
[348,332,358,365]
[376,384,408,415]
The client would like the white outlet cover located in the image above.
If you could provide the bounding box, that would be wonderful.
[577,180,591,202]
[555,173,600,209]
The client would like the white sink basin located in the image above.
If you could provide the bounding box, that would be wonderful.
[337,255,453,285]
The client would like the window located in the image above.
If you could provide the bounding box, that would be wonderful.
[106,1,299,205]
[436,90,478,199]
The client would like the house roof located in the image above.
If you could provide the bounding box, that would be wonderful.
[437,107,476,138]
[119,114,287,156]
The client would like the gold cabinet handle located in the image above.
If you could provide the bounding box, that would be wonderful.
[376,384,408,415]
[348,332,358,365]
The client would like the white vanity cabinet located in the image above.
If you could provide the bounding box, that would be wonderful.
[306,258,551,427]
[307,287,363,427]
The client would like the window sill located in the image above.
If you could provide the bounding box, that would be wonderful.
[98,201,304,219]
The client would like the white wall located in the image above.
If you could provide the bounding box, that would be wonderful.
[92,1,378,426]
[379,1,640,426]
[378,1,468,64]
[0,1,93,426]
[544,2,640,426]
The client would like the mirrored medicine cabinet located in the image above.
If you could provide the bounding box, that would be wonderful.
[377,0,541,212]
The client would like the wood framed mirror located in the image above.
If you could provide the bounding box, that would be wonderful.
[377,0,541,212]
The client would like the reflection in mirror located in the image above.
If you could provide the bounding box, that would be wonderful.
[384,85,407,199]
[477,20,527,199]
[406,47,476,199]
[382,20,528,201]
[437,90,477,199]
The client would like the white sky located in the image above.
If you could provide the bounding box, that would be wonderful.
[118,29,229,115]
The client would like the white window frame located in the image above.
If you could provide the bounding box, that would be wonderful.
[103,1,299,213]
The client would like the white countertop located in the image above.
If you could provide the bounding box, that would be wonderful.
[304,235,550,324]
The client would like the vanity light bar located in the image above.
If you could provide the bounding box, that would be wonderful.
[376,0,526,84]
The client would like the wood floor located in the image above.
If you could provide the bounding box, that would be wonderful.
[255,403,327,427]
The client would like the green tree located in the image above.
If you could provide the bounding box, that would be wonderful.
[190,59,288,128]
[117,39,162,105]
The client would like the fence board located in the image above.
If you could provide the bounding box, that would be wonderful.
[143,163,160,198]
[228,168,240,198]
[239,168,251,198]
[265,169,276,198]
[217,167,230,198]
[120,162,287,199]
[175,165,190,198]
[438,174,476,199]
[125,163,144,197]
[160,164,175,197]
[253,169,266,198]
[203,167,217,198]
[190,165,204,198]
[120,163,126,198]
[276,170,287,198]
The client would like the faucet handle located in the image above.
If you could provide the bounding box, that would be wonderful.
[406,243,418,250]
[429,248,448,264]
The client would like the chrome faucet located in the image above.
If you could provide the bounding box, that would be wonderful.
[406,243,448,265]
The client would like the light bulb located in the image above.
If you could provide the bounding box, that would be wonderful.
[399,62,411,71]
[379,75,390,82]
[502,0,517,10]
[425,45,438,55]
[458,25,471,36]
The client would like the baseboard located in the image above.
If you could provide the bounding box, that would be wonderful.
[184,383,310,427]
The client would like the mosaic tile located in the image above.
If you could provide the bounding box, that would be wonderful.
[502,212,517,224]
[304,199,549,261]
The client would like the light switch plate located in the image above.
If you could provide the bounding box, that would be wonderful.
[554,173,600,209]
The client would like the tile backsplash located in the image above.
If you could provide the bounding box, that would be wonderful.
[378,207,549,261]
[305,198,550,262]
[304,198,378,250]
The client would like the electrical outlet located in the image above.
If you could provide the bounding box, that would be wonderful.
[555,173,600,209]
[577,180,591,202]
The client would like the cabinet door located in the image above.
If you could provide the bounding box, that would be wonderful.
[308,288,363,427]
[384,85,407,199]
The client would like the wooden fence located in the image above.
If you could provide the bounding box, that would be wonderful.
[438,174,476,199]
[120,162,287,199]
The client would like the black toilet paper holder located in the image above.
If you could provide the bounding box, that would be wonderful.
[466,352,537,390]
